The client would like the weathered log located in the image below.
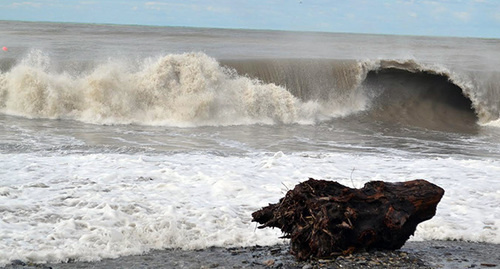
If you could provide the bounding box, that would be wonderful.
[252,178,444,260]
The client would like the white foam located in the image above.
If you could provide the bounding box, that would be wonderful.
[482,118,500,128]
[0,51,323,126]
[0,151,499,265]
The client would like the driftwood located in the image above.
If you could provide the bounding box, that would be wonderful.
[252,178,444,260]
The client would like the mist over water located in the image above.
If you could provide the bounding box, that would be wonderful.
[1,21,500,266]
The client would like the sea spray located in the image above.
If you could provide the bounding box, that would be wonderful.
[1,51,304,126]
[2,50,499,128]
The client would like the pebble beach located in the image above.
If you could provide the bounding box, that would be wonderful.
[3,241,499,269]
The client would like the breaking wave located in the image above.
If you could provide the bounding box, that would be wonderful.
[1,50,499,130]
[0,50,302,126]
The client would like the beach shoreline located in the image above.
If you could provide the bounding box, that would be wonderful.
[3,240,499,269]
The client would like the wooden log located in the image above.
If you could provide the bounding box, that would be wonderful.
[252,178,444,260]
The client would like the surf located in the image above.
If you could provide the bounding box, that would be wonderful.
[1,50,499,131]
[222,58,498,132]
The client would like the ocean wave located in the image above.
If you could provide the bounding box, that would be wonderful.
[368,59,500,124]
[223,57,500,131]
[0,50,304,126]
[1,50,499,130]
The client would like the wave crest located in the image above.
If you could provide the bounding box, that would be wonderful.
[1,51,499,130]
[0,51,304,126]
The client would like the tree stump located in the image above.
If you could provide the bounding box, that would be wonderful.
[252,178,444,260]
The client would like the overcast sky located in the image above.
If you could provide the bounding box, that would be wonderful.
[1,0,499,38]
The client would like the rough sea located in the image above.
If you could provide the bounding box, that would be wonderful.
[0,20,499,265]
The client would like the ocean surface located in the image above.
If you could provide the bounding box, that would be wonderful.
[0,20,499,265]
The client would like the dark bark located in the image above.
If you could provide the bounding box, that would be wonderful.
[252,178,444,260]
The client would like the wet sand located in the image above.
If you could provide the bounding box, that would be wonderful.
[3,240,499,269]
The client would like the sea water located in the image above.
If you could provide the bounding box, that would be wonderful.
[0,21,499,265]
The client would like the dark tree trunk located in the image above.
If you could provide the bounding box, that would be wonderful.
[252,178,444,260]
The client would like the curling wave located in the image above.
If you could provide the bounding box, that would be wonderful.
[223,58,500,131]
[1,50,499,130]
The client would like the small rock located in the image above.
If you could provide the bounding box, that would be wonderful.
[200,264,219,269]
[11,260,26,266]
[270,247,281,255]
[274,261,284,268]
[263,259,275,266]
[230,249,243,255]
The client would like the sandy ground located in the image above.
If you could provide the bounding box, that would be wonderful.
[3,240,500,269]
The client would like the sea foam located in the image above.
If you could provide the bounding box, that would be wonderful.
[0,50,312,126]
[0,151,499,265]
